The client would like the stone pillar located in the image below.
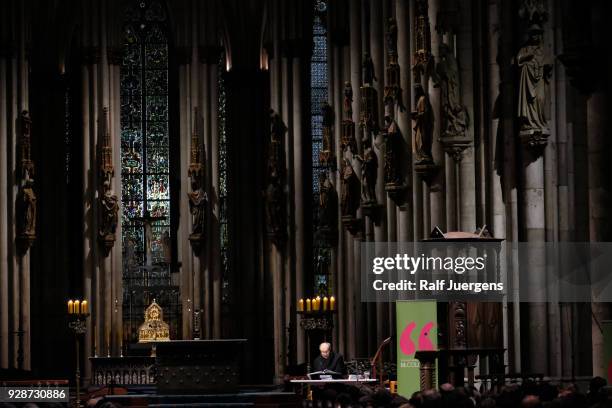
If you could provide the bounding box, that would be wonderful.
[0,45,9,369]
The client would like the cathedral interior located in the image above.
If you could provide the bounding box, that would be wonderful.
[0,0,611,404]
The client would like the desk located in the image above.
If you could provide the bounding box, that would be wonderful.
[290,379,377,385]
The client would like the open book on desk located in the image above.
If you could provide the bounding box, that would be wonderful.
[307,369,343,380]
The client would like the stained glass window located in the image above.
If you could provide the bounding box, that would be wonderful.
[218,52,231,305]
[311,0,330,296]
[311,0,328,194]
[120,0,180,343]
[121,0,171,267]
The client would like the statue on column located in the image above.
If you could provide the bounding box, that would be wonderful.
[17,111,37,251]
[265,110,287,244]
[436,43,469,139]
[98,107,119,254]
[188,107,207,251]
[412,84,434,165]
[20,168,37,238]
[316,171,337,242]
[341,82,357,153]
[355,137,378,206]
[343,81,353,117]
[383,116,403,187]
[187,177,207,236]
[362,52,377,86]
[99,175,119,242]
[340,158,360,219]
[319,102,335,168]
[516,23,552,144]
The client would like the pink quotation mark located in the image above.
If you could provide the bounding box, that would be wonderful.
[400,321,435,356]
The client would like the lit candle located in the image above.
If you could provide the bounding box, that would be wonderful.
[306,298,311,312]
[74,300,80,315]
[68,300,74,314]
[298,299,304,312]
[323,296,329,311]
[315,296,321,311]
[81,300,88,314]
[330,296,336,311]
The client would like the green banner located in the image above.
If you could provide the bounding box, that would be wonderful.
[396,300,438,397]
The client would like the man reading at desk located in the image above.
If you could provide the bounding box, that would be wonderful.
[312,342,345,377]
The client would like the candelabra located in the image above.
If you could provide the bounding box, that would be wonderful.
[67,299,90,408]
[297,296,337,374]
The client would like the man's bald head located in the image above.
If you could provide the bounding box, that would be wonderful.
[319,342,331,359]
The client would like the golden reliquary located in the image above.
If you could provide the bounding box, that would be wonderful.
[138,299,170,342]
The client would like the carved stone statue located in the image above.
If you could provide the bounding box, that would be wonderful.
[412,84,434,164]
[187,178,206,236]
[20,169,37,237]
[386,18,398,58]
[320,102,335,167]
[340,159,360,218]
[355,139,378,205]
[264,169,284,238]
[99,177,119,240]
[516,24,552,137]
[266,110,287,243]
[362,52,377,85]
[317,172,337,231]
[383,116,403,186]
[436,43,469,138]
[343,81,353,118]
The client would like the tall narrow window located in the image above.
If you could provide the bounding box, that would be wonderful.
[311,0,331,296]
[121,0,179,342]
[218,52,231,306]
[310,0,329,194]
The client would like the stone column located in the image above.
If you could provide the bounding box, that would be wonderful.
[0,44,9,369]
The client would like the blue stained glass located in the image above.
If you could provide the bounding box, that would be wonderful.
[312,36,327,60]
[145,44,168,68]
[146,96,168,121]
[121,0,170,267]
[122,175,144,199]
[147,122,168,146]
[311,0,330,293]
[145,70,167,94]
[146,174,170,200]
[146,147,169,173]
[147,200,170,220]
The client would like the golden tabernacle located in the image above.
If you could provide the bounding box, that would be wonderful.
[138,299,170,342]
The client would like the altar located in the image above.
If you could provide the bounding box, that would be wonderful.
[90,339,247,394]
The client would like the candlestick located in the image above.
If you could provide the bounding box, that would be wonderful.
[68,300,74,314]
[306,298,311,312]
[330,296,336,311]
[298,299,304,312]
[323,296,328,311]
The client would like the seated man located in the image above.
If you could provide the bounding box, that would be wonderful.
[312,342,345,377]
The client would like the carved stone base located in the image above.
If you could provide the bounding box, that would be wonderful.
[415,162,440,183]
[98,234,116,256]
[189,233,204,253]
[341,215,363,236]
[439,136,472,162]
[361,201,382,221]
[519,128,549,149]
[385,182,407,205]
[17,233,36,254]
